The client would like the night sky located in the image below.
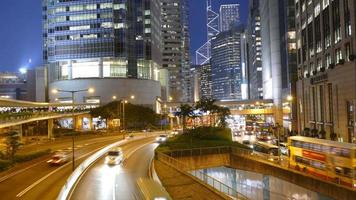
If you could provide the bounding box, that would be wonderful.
[0,0,247,72]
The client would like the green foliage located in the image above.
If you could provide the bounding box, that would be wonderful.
[5,131,22,161]
[90,101,161,129]
[216,107,231,128]
[176,104,194,132]
[156,127,249,152]
[124,103,161,129]
[0,159,12,171]
[90,101,120,119]
[14,149,51,163]
[188,127,232,141]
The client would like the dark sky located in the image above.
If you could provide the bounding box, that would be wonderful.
[0,0,247,72]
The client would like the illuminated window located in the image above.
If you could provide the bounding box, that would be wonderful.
[72,61,100,78]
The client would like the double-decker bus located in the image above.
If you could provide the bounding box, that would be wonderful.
[288,136,356,189]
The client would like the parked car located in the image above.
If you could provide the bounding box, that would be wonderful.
[105,147,123,165]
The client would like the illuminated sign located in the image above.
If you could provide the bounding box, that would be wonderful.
[302,150,326,162]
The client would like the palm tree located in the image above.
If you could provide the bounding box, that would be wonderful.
[176,104,193,133]
[216,107,231,128]
[196,98,216,126]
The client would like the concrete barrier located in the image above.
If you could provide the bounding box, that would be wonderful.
[161,147,356,200]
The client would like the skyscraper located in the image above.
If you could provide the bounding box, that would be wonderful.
[247,0,263,100]
[211,26,248,101]
[260,0,290,125]
[43,0,162,107]
[295,0,356,142]
[199,63,213,100]
[161,0,191,102]
[195,0,220,65]
[219,4,240,32]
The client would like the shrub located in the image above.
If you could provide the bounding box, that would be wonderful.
[188,126,232,141]
[14,149,51,163]
[0,159,12,171]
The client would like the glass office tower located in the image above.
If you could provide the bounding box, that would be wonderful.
[43,0,162,83]
[211,26,247,101]
[43,0,163,106]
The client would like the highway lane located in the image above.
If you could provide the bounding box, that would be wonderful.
[0,134,158,200]
[69,140,159,200]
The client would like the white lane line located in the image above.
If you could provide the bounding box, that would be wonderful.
[16,145,110,198]
[112,180,116,200]
[0,161,45,183]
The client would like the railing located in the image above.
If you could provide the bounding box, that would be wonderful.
[157,147,293,200]
[156,151,248,200]
[0,110,90,124]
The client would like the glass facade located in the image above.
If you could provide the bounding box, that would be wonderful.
[219,4,240,32]
[211,26,246,101]
[42,0,161,83]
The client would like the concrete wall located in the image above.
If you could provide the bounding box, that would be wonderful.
[49,78,161,108]
[229,154,355,200]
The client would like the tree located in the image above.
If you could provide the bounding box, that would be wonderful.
[176,104,193,133]
[216,107,231,128]
[196,98,217,126]
[5,131,22,161]
[90,101,161,130]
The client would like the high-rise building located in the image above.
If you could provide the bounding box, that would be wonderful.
[195,0,220,65]
[199,63,213,99]
[161,0,191,102]
[0,67,46,101]
[295,0,356,142]
[219,4,240,32]
[211,26,248,101]
[43,0,162,107]
[260,0,292,125]
[247,0,263,100]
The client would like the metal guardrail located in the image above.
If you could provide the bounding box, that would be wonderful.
[156,151,248,200]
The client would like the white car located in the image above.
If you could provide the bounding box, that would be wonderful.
[47,152,70,165]
[280,143,289,155]
[105,147,123,165]
[156,135,168,143]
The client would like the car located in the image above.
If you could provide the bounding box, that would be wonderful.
[156,135,168,143]
[47,152,70,165]
[279,142,289,155]
[242,140,254,149]
[105,147,123,165]
[171,130,179,135]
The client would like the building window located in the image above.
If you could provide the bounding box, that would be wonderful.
[335,48,343,63]
[345,43,351,62]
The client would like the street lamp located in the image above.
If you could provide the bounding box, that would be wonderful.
[51,87,94,171]
[114,95,135,136]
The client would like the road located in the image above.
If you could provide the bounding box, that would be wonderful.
[0,133,158,200]
[69,138,158,200]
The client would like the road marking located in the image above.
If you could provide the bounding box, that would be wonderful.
[0,161,45,183]
[16,145,112,198]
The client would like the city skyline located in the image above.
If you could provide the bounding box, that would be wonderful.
[0,0,248,72]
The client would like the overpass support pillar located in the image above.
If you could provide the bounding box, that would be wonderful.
[89,117,94,130]
[48,119,54,139]
[74,116,83,131]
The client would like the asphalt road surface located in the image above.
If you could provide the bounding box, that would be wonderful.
[69,139,158,200]
[0,134,158,200]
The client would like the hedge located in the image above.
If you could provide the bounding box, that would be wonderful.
[0,160,12,171]
[14,149,51,163]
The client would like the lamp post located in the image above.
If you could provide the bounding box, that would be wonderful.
[114,95,135,137]
[52,87,94,171]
